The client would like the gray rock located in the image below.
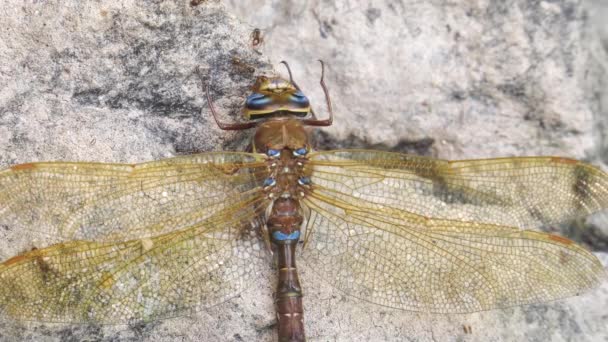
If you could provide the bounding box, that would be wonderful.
[0,0,606,341]
[226,0,607,163]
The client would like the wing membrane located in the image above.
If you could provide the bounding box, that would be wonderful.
[301,150,607,313]
[0,196,268,323]
[0,152,267,246]
[301,184,604,313]
[307,150,608,229]
[0,152,271,323]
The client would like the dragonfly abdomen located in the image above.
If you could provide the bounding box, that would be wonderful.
[268,197,305,342]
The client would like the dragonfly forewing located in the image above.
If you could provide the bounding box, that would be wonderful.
[0,152,270,323]
[307,150,608,230]
[0,152,267,245]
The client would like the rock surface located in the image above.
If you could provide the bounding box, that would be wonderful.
[0,0,607,341]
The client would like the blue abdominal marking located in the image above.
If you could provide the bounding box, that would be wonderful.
[272,230,301,241]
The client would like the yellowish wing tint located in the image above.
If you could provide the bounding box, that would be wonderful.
[0,153,270,323]
[0,152,267,245]
[301,150,607,313]
[1,148,606,320]
[307,150,608,229]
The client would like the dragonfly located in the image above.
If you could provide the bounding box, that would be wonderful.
[0,61,606,342]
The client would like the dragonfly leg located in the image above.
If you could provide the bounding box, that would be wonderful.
[195,66,258,130]
[301,60,333,127]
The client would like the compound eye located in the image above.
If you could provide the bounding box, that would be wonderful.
[245,92,271,110]
[267,149,281,158]
[293,147,308,157]
[289,90,310,107]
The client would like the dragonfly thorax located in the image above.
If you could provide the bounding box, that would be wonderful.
[252,119,310,155]
[263,146,310,201]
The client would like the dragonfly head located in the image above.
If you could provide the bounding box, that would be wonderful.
[243,76,311,120]
[203,61,332,131]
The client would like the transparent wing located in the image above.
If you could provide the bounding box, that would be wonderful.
[300,150,607,313]
[307,150,608,229]
[0,152,268,244]
[0,152,271,323]
[0,199,268,323]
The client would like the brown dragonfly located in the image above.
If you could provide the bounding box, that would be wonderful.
[0,61,606,342]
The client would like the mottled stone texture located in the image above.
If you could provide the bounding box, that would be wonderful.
[0,0,606,341]
[0,0,271,169]
[227,1,606,161]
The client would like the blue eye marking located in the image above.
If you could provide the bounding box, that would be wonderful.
[298,177,311,186]
[289,90,310,106]
[272,230,301,241]
[263,177,276,187]
[293,147,308,157]
[245,93,272,109]
[267,149,281,157]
